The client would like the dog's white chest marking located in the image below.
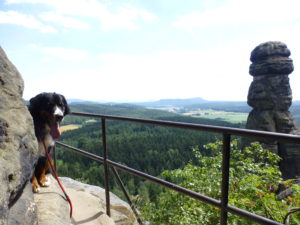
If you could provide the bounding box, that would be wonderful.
[38,125,55,156]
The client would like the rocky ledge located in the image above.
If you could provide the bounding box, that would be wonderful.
[60,177,138,225]
[30,175,138,225]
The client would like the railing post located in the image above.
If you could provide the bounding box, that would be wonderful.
[111,167,144,225]
[102,118,111,217]
[220,133,231,225]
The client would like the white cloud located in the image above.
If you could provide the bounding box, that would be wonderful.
[5,0,157,31]
[39,12,90,30]
[100,5,157,30]
[0,10,56,32]
[5,0,41,3]
[139,9,157,22]
[172,0,300,29]
[42,47,89,61]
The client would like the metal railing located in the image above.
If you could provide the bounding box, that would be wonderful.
[55,111,300,225]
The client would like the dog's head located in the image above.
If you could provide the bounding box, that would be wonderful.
[29,92,70,140]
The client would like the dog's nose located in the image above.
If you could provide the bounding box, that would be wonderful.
[55,115,63,122]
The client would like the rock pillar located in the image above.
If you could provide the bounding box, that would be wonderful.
[245,41,300,179]
[0,47,39,225]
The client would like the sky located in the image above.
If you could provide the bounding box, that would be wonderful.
[0,0,300,102]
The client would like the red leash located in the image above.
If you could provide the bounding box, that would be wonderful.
[43,141,73,218]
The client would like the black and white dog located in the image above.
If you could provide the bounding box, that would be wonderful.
[28,92,70,193]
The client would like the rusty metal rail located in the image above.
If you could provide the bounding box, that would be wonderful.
[55,111,300,225]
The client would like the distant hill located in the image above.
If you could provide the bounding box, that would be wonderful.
[135,97,207,107]
[64,102,241,127]
[134,98,251,113]
[67,99,102,104]
[133,98,300,114]
[68,103,175,118]
[63,102,180,125]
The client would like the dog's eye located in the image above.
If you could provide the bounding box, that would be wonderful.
[46,102,54,108]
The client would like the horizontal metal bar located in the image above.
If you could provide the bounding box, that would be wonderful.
[106,159,221,207]
[56,141,104,162]
[69,111,300,144]
[227,205,283,225]
[56,142,220,207]
[56,141,283,225]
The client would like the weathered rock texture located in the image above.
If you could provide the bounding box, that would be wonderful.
[32,175,139,225]
[8,182,38,225]
[34,175,71,225]
[0,47,39,225]
[245,41,300,179]
[60,177,138,225]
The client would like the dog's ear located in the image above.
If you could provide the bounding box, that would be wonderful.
[61,95,70,115]
[28,93,47,115]
[28,96,38,115]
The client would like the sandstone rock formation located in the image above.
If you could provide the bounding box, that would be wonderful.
[60,177,138,225]
[245,41,300,179]
[0,47,39,225]
[31,175,139,225]
[8,182,38,225]
[33,175,72,225]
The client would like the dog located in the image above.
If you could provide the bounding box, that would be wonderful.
[28,92,70,193]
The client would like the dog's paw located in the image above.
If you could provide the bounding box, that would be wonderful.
[40,175,51,187]
[32,185,40,193]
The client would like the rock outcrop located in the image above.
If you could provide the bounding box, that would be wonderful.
[0,47,39,225]
[30,175,138,225]
[245,41,300,178]
[8,182,38,225]
[60,177,138,225]
[33,175,72,225]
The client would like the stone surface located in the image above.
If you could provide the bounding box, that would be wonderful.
[249,57,294,76]
[0,46,39,225]
[250,41,291,63]
[8,182,38,225]
[33,175,124,225]
[245,41,300,179]
[249,41,294,76]
[247,75,292,110]
[67,188,115,225]
[60,177,138,225]
[34,175,71,225]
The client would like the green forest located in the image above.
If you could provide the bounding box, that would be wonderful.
[55,102,300,224]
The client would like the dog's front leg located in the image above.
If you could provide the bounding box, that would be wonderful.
[35,156,51,187]
[31,173,40,193]
[39,159,51,187]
